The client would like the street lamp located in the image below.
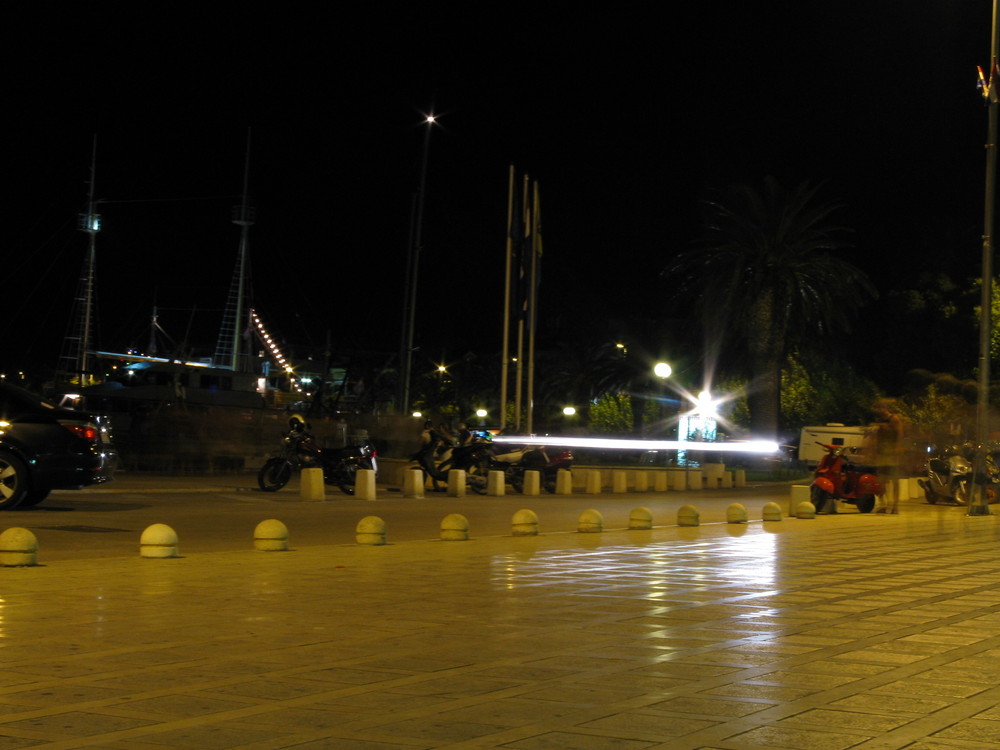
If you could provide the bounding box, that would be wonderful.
[399,113,436,417]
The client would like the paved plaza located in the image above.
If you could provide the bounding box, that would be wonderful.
[1,495,999,749]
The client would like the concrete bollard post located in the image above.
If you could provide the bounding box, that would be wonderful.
[140,523,179,558]
[522,470,541,496]
[687,469,703,491]
[677,504,700,526]
[0,528,38,566]
[789,484,811,516]
[578,509,604,533]
[762,502,783,521]
[440,513,469,541]
[669,469,687,491]
[512,509,539,536]
[796,501,816,519]
[254,519,289,551]
[300,467,325,501]
[585,470,602,494]
[355,516,386,545]
[555,469,573,494]
[734,469,747,487]
[355,469,377,501]
[726,503,748,523]
[402,469,425,498]
[633,470,649,493]
[487,470,506,496]
[447,469,467,498]
[703,463,725,489]
[611,470,628,493]
[629,506,653,529]
[653,471,669,492]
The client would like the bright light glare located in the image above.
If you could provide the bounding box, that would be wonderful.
[475,409,488,418]
[493,435,779,454]
[563,406,577,416]
[653,362,672,378]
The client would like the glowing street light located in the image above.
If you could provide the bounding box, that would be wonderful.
[653,362,672,379]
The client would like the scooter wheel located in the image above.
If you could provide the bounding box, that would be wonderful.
[855,494,876,513]
[810,486,833,514]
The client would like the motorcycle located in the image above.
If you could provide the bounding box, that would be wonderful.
[258,415,377,495]
[810,442,883,514]
[477,441,574,494]
[919,443,999,505]
[428,433,573,494]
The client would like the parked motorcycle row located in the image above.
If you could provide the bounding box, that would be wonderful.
[917,443,999,506]
[411,432,573,495]
[257,415,378,495]
[809,440,1000,513]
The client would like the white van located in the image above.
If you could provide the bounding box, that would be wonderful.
[798,424,868,467]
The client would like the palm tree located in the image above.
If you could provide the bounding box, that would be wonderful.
[663,177,876,439]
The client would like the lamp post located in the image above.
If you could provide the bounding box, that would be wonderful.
[969,1,997,515]
[399,114,436,417]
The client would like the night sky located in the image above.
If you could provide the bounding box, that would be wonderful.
[6,3,995,391]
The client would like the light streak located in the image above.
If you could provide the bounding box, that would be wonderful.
[492,435,779,454]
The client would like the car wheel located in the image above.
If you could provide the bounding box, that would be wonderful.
[18,488,51,508]
[0,451,29,510]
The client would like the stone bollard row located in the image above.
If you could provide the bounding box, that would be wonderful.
[5,498,802,566]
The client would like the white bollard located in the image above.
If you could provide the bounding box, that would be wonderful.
[687,469,703,491]
[633,470,649,493]
[678,504,700,526]
[403,469,425,498]
[669,469,687,491]
[578,509,604,533]
[555,469,573,494]
[140,523,178,558]
[762,501,783,521]
[653,471,669,492]
[629,506,653,529]
[0,528,38,567]
[585,470,602,494]
[703,463,725,489]
[611,470,628,493]
[790,484,812,516]
[447,469,467,498]
[355,469,377,501]
[726,503,748,523]
[300,467,325,501]
[487,470,506,496]
[254,519,289,551]
[796,501,817,519]
[440,513,469,541]
[522,470,541,496]
[355,516,386,545]
[512,509,539,536]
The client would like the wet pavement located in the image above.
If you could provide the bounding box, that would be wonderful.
[0,486,999,748]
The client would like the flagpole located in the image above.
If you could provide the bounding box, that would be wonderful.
[500,166,514,432]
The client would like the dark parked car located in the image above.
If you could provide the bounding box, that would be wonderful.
[0,383,118,509]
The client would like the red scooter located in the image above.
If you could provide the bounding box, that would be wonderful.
[810,442,883,514]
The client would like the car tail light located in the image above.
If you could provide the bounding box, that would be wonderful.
[59,421,99,443]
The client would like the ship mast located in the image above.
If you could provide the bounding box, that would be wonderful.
[58,135,101,385]
[214,128,254,371]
